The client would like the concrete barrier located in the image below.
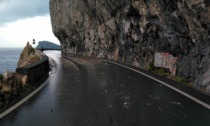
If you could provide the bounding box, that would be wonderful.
[16,56,50,85]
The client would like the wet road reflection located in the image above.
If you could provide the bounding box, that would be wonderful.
[0,51,210,126]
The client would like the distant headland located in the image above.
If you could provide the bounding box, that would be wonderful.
[36,41,61,51]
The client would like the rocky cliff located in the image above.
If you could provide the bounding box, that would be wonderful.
[18,42,45,67]
[50,0,210,92]
[0,43,46,109]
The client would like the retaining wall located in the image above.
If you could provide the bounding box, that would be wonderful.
[16,56,50,85]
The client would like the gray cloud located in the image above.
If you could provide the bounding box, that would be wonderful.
[0,0,49,25]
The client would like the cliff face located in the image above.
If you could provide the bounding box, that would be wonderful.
[18,42,45,67]
[50,0,210,92]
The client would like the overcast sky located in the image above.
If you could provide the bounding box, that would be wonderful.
[0,0,60,48]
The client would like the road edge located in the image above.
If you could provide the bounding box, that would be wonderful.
[0,77,50,119]
[106,60,210,110]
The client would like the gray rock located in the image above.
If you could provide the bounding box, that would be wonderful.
[50,0,210,89]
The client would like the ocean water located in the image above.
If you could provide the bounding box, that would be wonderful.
[0,48,23,74]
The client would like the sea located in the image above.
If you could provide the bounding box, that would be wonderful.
[0,48,23,74]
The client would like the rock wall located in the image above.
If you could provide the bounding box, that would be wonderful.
[50,0,210,92]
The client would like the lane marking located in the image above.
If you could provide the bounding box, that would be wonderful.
[106,61,210,110]
[0,78,50,119]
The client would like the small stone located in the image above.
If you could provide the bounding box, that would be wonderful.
[124,102,129,109]
[108,104,113,108]
[171,101,182,105]
[124,96,130,100]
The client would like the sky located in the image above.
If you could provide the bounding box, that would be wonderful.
[0,0,60,48]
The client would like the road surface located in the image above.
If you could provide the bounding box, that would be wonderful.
[0,51,210,126]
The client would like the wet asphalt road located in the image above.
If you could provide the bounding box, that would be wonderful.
[0,51,210,126]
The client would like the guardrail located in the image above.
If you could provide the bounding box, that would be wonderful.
[16,56,50,85]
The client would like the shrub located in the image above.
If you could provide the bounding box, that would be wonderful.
[146,62,154,72]
[154,68,170,77]
[174,76,189,85]
[28,47,35,55]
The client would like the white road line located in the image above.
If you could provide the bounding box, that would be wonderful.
[106,61,210,110]
[0,78,50,119]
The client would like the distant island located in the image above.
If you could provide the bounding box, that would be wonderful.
[36,41,61,50]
